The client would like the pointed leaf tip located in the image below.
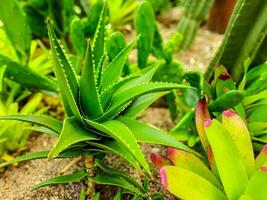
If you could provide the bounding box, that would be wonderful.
[160,166,168,188]
[150,152,164,170]
[260,166,267,172]
[205,119,212,127]
[195,98,210,152]
[222,109,236,117]
[219,72,231,80]
[255,144,267,169]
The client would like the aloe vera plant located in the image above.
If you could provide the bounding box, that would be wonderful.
[0,6,194,196]
[152,108,267,200]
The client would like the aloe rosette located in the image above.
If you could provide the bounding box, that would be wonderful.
[152,106,267,200]
[0,5,194,196]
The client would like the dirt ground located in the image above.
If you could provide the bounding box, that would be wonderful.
[0,9,223,200]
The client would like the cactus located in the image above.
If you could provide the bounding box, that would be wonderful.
[135,1,155,69]
[176,0,214,50]
[107,31,130,75]
[205,0,267,82]
[70,18,86,58]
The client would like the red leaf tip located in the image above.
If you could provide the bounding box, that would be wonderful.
[260,144,267,155]
[204,119,212,127]
[166,147,176,157]
[150,152,164,169]
[160,167,168,188]
[260,166,267,172]
[219,72,231,80]
[223,110,236,117]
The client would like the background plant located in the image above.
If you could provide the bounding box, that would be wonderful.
[176,0,214,50]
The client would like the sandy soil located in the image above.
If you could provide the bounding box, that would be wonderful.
[0,108,174,200]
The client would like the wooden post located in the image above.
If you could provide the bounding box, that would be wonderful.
[208,0,237,34]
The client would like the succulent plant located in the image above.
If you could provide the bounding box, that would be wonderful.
[0,6,194,197]
[152,108,267,200]
[176,0,214,50]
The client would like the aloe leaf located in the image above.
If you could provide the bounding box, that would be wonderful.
[255,145,267,169]
[92,4,106,69]
[90,174,142,196]
[47,20,81,120]
[160,166,227,200]
[0,54,57,91]
[0,0,31,61]
[95,160,145,192]
[100,74,139,110]
[205,0,267,82]
[116,64,160,94]
[222,110,255,177]
[123,92,169,118]
[243,165,267,200]
[101,38,136,91]
[166,148,223,190]
[80,42,103,119]
[99,82,191,120]
[205,119,248,200]
[87,140,141,173]
[118,117,195,154]
[32,169,87,189]
[49,117,99,158]
[84,119,150,175]
[195,98,210,152]
[0,115,63,133]
[30,126,59,137]
[0,151,49,168]
[208,90,244,112]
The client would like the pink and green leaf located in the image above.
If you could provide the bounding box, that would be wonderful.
[195,98,210,152]
[255,144,267,169]
[166,147,222,190]
[222,110,255,177]
[160,166,227,200]
[243,164,267,200]
[205,119,248,200]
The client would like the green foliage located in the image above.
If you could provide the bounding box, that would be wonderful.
[153,110,267,200]
[107,0,138,29]
[206,0,267,82]
[0,66,45,158]
[0,9,193,197]
[0,0,32,62]
[135,1,155,69]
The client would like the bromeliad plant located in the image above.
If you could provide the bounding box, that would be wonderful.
[170,0,267,147]
[152,108,267,200]
[0,7,194,197]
